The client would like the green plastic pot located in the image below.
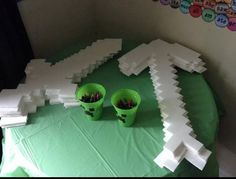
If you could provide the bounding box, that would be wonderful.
[111,89,141,127]
[76,83,106,120]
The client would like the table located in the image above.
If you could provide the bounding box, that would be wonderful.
[0,40,220,177]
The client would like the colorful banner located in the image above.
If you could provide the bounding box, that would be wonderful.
[153,0,236,31]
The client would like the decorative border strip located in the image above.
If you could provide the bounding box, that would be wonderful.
[153,0,236,31]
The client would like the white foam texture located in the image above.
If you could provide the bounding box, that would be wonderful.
[0,39,122,128]
[116,39,210,172]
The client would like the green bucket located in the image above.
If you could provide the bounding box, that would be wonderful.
[111,89,141,127]
[76,83,106,120]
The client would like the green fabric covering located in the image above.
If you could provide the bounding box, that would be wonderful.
[3,167,29,177]
[0,40,220,177]
[204,80,225,119]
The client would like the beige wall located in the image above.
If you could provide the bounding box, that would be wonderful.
[17,0,95,58]
[94,0,236,152]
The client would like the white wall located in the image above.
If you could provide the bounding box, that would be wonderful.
[17,0,95,58]
[94,0,236,153]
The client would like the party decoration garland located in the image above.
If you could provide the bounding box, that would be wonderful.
[153,0,236,31]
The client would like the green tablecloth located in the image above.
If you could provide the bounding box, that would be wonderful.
[0,40,220,177]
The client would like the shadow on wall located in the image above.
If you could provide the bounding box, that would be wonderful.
[217,141,236,177]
